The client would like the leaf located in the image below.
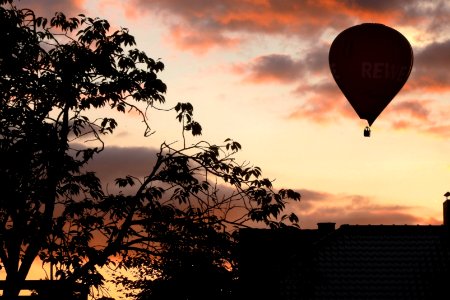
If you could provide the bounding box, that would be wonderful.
[288,213,299,223]
[190,121,202,136]
[115,176,135,187]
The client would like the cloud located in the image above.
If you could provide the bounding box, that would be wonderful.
[232,42,329,83]
[381,98,450,138]
[78,147,440,229]
[389,99,430,121]
[290,189,439,229]
[13,0,86,18]
[285,36,450,130]
[128,0,450,54]
[167,24,241,54]
[402,1,450,41]
[233,54,304,84]
[83,145,159,185]
[340,0,410,11]
[288,80,355,123]
[129,0,352,53]
[19,0,449,66]
[230,43,356,124]
[423,124,450,138]
[303,46,330,74]
[410,39,450,92]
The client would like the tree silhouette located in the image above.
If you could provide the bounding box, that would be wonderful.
[0,1,300,298]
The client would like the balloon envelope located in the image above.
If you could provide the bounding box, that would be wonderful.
[329,23,413,126]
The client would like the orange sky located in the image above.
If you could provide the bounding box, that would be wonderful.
[13,0,450,227]
[3,0,450,298]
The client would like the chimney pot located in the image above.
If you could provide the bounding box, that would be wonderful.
[317,222,336,234]
[444,195,450,226]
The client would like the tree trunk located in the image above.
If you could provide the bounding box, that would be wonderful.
[3,272,25,298]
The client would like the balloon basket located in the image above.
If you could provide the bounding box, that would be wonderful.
[364,126,371,137]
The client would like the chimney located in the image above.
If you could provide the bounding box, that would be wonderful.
[317,222,336,234]
[444,192,450,226]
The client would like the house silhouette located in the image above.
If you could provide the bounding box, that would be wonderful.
[238,197,450,300]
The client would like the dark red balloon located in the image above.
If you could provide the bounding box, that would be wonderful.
[329,23,413,126]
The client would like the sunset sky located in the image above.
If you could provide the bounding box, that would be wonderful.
[15,0,450,228]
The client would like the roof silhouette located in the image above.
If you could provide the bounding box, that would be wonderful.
[238,200,450,300]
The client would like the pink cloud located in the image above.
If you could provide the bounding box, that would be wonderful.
[424,124,450,138]
[288,80,356,124]
[284,39,450,131]
[288,94,347,124]
[381,98,450,138]
[129,0,450,53]
[167,24,241,54]
[389,100,430,121]
[125,0,450,129]
[288,80,449,138]
[290,189,441,229]
[128,0,349,53]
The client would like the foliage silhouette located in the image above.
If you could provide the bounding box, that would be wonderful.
[0,0,301,298]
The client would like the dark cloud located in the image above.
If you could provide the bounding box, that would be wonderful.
[234,54,304,83]
[13,0,85,18]
[303,46,330,73]
[232,43,328,84]
[339,0,450,38]
[341,0,410,12]
[294,81,339,96]
[404,1,450,38]
[84,146,159,185]
[411,39,450,91]
[294,189,330,210]
[416,39,450,68]
[299,189,330,202]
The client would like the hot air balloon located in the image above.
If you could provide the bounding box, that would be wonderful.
[329,23,413,136]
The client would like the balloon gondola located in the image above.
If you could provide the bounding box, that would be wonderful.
[329,23,413,137]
